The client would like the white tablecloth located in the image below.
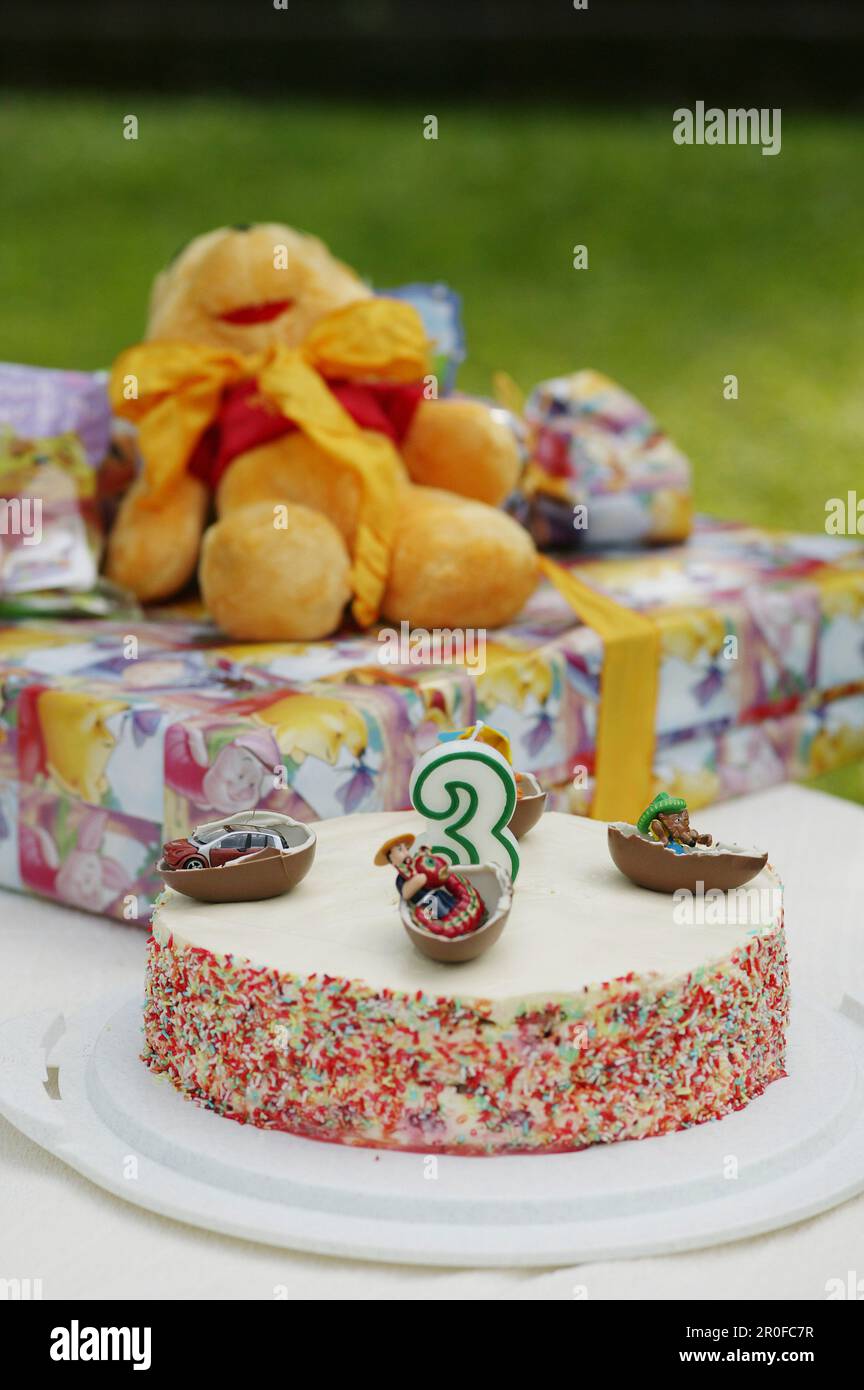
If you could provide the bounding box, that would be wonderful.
[2,785,862,1300]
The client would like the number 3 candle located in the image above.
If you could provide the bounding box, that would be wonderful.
[409,723,520,880]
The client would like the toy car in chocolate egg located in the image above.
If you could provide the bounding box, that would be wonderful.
[163,826,292,871]
[158,811,316,902]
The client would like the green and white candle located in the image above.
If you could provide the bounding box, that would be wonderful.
[409,725,520,880]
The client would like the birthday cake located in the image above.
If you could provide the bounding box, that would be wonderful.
[143,807,788,1156]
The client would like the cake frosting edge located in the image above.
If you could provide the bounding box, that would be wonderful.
[142,887,789,1156]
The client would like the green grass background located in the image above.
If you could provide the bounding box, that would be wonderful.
[2,95,862,803]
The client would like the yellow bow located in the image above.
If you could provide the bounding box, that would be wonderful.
[109,298,431,626]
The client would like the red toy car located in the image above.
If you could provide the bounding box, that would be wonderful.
[161,827,289,871]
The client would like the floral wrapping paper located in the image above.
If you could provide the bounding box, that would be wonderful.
[0,363,111,469]
[507,370,694,548]
[0,516,863,925]
[0,430,104,596]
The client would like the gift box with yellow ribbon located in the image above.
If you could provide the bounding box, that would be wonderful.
[0,517,862,925]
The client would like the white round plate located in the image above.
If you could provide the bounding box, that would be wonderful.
[0,993,862,1267]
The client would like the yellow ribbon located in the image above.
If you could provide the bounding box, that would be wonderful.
[538,556,660,823]
[109,298,431,627]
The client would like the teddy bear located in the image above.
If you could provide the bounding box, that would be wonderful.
[106,223,539,641]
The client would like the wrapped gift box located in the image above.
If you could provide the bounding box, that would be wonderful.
[0,431,104,596]
[509,370,694,548]
[1,517,862,925]
[0,363,111,468]
[0,365,114,606]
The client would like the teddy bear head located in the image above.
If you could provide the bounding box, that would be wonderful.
[145,222,371,353]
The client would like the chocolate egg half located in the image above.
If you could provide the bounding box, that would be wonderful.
[159,831,317,903]
[608,823,768,895]
[400,863,513,962]
[508,772,547,840]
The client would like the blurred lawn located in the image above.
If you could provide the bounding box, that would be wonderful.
[2,94,862,805]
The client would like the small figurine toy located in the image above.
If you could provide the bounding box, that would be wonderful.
[638,793,713,855]
[375,832,513,962]
[375,833,486,938]
[607,792,767,895]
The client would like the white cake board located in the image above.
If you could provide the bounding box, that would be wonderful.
[1,992,863,1268]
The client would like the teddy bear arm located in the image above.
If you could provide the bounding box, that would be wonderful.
[383,487,537,630]
[401,398,521,507]
[104,474,208,602]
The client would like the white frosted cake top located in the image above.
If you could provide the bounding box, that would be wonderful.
[153,811,781,1003]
